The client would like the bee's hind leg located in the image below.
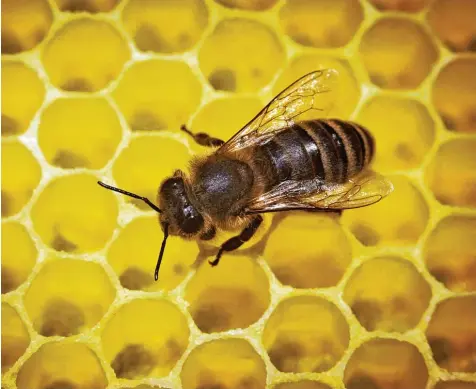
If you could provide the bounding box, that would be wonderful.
[209,215,263,267]
[180,124,225,148]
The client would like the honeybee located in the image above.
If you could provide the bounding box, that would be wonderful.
[98,70,393,281]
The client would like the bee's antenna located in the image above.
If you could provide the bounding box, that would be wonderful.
[97,181,162,213]
[155,223,169,281]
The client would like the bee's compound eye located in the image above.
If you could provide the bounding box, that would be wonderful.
[181,210,204,234]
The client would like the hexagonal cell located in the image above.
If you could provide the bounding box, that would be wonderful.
[122,0,208,54]
[427,0,476,53]
[38,97,122,169]
[190,96,263,150]
[2,61,45,136]
[435,381,476,389]
[42,18,131,92]
[101,298,189,379]
[23,258,115,337]
[272,382,332,389]
[30,173,118,253]
[367,0,429,12]
[54,0,120,12]
[426,295,476,373]
[16,341,108,389]
[2,221,37,294]
[198,18,285,93]
[343,256,432,332]
[262,296,350,373]
[273,54,360,120]
[111,136,191,211]
[432,58,476,133]
[424,215,476,292]
[264,213,352,289]
[1,0,53,54]
[426,139,476,208]
[180,338,266,389]
[112,59,202,131]
[2,303,30,373]
[344,339,429,389]
[214,0,278,10]
[108,215,200,291]
[342,175,429,247]
[355,95,435,171]
[1,140,42,217]
[359,18,439,89]
[279,0,363,48]
[185,254,270,333]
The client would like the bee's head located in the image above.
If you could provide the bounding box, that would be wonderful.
[96,173,203,282]
[158,175,204,237]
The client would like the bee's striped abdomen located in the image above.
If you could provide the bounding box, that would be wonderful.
[300,119,375,183]
[252,119,375,189]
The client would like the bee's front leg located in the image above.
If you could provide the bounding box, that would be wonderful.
[209,215,263,267]
[180,125,225,148]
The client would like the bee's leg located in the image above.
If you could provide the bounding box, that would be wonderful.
[209,215,263,267]
[180,124,225,148]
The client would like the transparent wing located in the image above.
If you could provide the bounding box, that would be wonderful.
[245,170,394,214]
[217,69,339,154]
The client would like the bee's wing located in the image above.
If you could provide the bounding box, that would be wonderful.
[244,170,394,214]
[217,69,339,154]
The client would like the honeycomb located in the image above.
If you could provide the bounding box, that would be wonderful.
[1,0,476,388]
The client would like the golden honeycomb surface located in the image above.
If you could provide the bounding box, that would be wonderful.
[1,0,476,388]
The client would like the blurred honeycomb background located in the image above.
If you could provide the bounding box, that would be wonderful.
[1,0,476,388]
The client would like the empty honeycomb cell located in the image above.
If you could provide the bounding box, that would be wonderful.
[1,140,42,217]
[198,18,285,93]
[435,382,476,389]
[343,338,429,389]
[2,222,37,294]
[101,298,189,379]
[343,256,432,332]
[180,338,266,389]
[426,139,476,208]
[432,58,476,133]
[272,381,332,389]
[262,296,350,373]
[264,213,352,289]
[112,59,202,131]
[279,0,364,48]
[273,54,359,120]
[23,258,115,337]
[1,0,53,54]
[111,136,191,211]
[30,173,118,253]
[342,175,429,247]
[2,303,30,373]
[367,0,429,12]
[41,18,131,92]
[1,61,45,136]
[185,254,270,333]
[426,295,476,373]
[423,215,476,292]
[214,0,278,10]
[108,215,200,291]
[355,95,435,171]
[54,0,120,12]
[122,0,208,54]
[190,96,263,149]
[359,18,439,89]
[16,341,108,389]
[38,97,122,169]
[427,0,476,52]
